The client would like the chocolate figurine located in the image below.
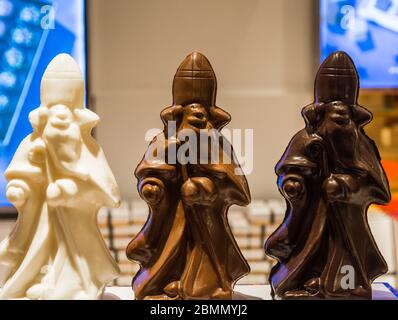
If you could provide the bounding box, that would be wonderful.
[127,52,251,300]
[0,54,120,299]
[265,51,390,299]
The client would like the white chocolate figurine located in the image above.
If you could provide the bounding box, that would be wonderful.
[0,54,121,300]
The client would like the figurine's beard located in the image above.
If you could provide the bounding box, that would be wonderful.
[319,122,367,175]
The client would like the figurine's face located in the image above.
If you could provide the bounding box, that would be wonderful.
[48,104,74,130]
[182,103,209,130]
[323,102,352,128]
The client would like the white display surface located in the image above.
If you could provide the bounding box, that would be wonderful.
[104,283,398,300]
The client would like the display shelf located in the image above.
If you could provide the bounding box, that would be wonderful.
[103,283,398,300]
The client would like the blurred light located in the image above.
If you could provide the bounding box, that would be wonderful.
[0,71,16,89]
[12,27,34,46]
[5,47,24,69]
[19,5,40,25]
[0,93,9,112]
[0,0,13,17]
[375,0,393,11]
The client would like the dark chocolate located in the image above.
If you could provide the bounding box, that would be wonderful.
[265,51,391,299]
[127,52,251,300]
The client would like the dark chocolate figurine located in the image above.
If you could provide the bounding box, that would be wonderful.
[127,52,251,300]
[265,51,390,299]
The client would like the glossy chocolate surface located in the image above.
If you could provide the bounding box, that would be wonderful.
[127,52,251,300]
[264,51,391,299]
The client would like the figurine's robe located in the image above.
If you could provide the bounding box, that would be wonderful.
[265,129,390,299]
[127,132,250,299]
[0,130,120,299]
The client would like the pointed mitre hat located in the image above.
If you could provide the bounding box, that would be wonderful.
[161,52,231,130]
[40,53,84,109]
[304,51,372,131]
[315,51,359,105]
[172,52,217,108]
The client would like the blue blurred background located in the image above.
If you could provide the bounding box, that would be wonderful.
[320,0,398,88]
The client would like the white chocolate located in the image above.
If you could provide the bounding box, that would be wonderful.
[0,54,121,300]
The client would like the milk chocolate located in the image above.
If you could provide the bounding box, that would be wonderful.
[127,52,251,300]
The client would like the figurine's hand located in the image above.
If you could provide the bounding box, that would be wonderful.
[6,180,30,208]
[181,177,217,205]
[28,138,46,165]
[46,179,78,206]
[139,178,165,206]
[280,174,305,201]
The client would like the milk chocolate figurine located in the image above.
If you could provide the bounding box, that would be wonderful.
[0,54,120,299]
[265,51,390,299]
[127,52,251,300]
